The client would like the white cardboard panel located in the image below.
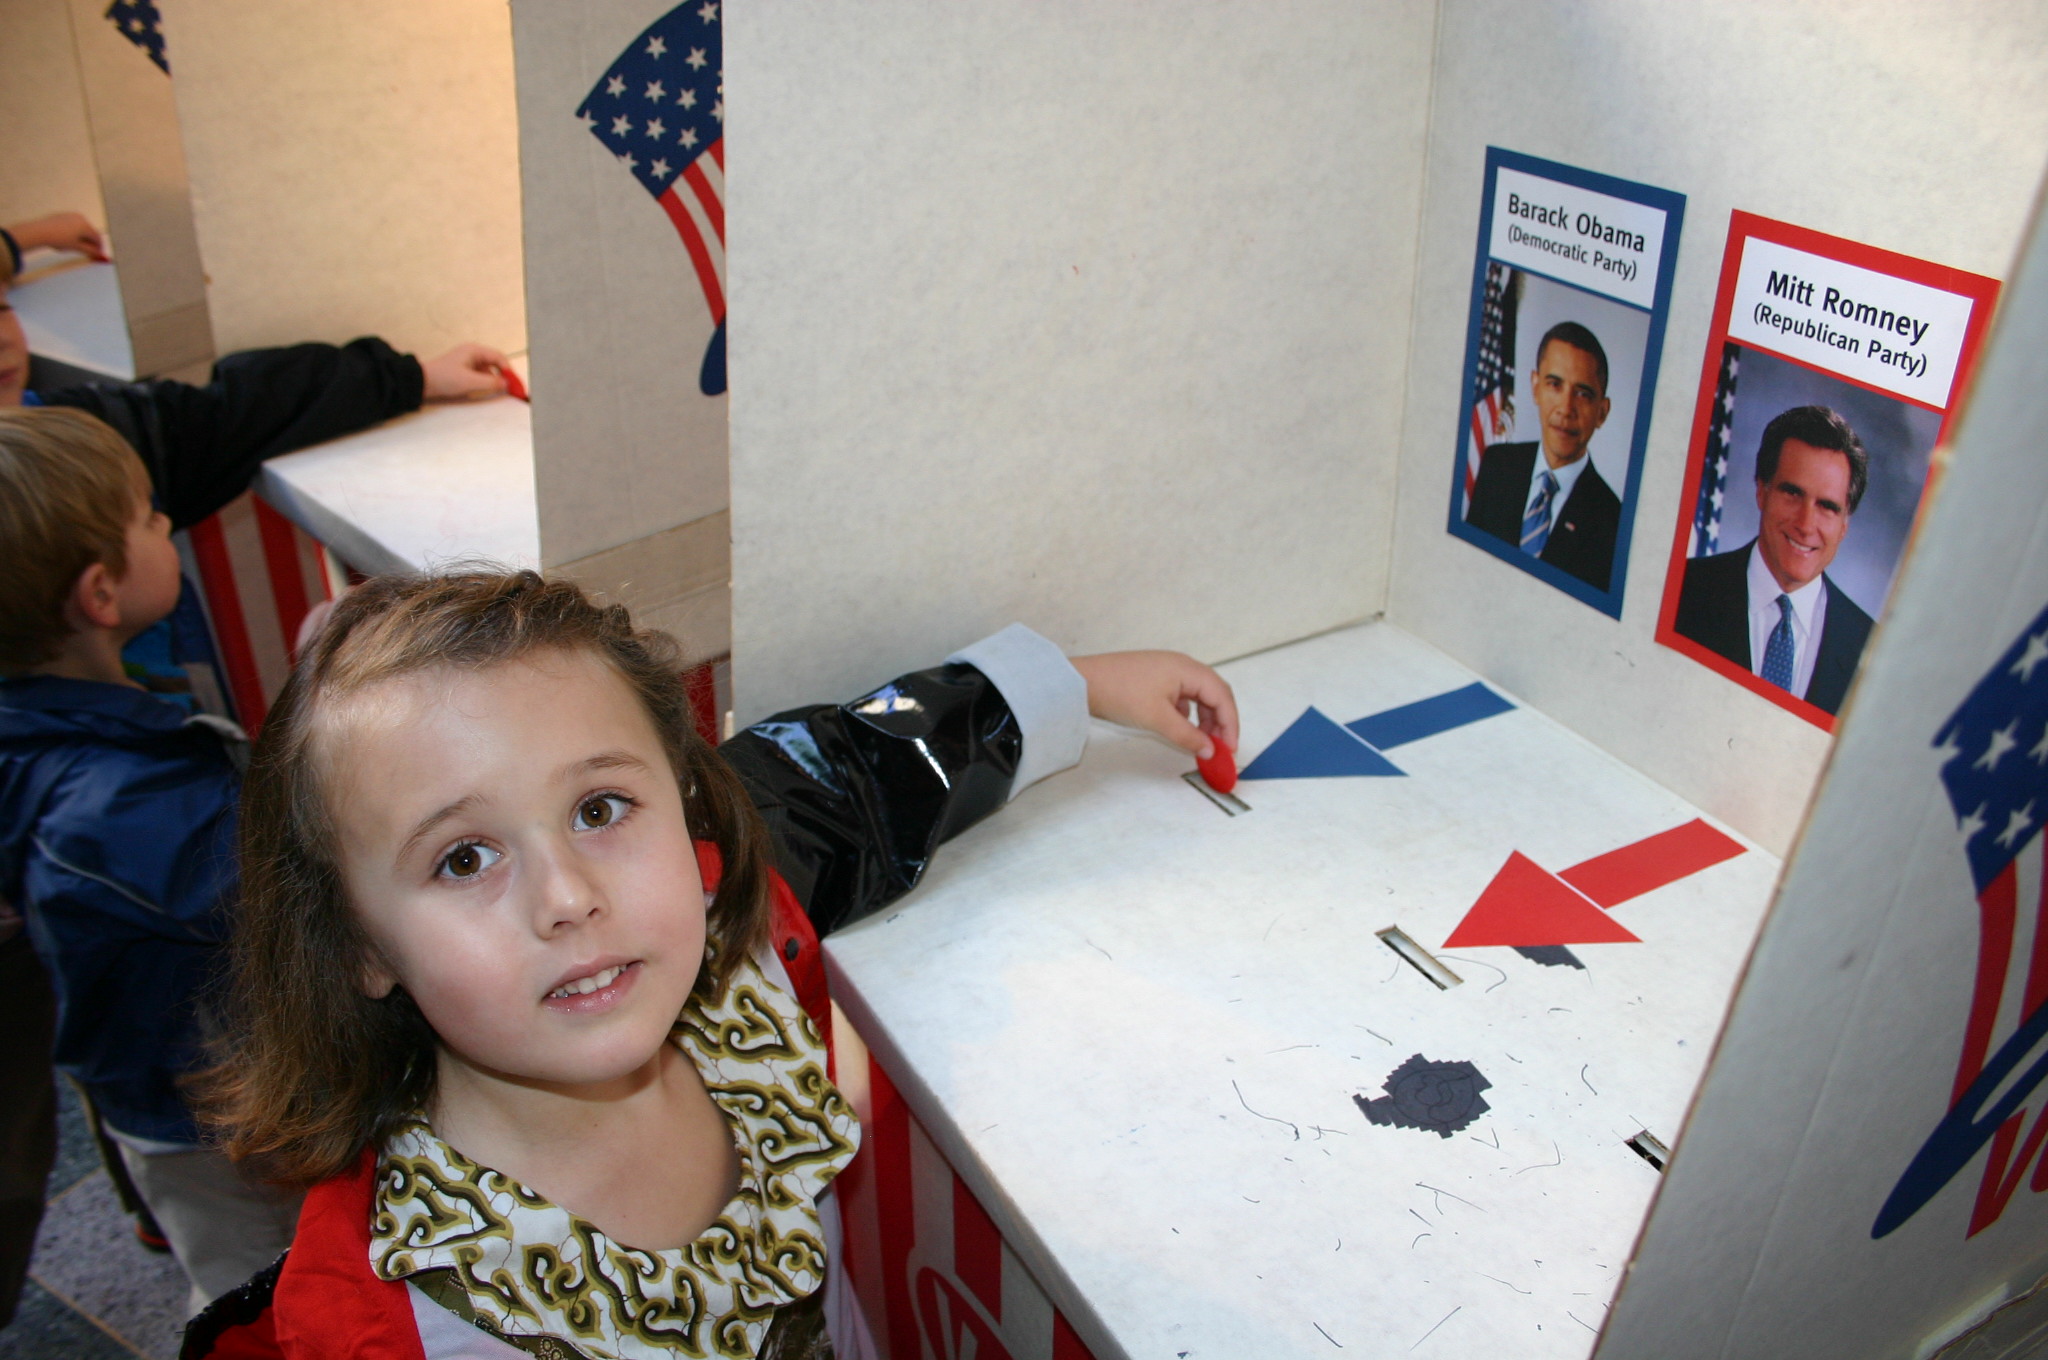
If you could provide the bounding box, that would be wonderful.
[157,0,526,359]
[1387,1,2048,855]
[825,620,1779,1359]
[10,255,133,378]
[0,0,105,229]
[727,0,1434,723]
[64,0,212,375]
[257,396,540,577]
[1598,192,2048,1360]
[507,0,729,567]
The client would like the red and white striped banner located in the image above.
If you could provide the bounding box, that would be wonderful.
[182,492,342,730]
[838,1051,1100,1360]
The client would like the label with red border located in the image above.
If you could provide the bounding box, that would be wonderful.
[1655,212,2000,732]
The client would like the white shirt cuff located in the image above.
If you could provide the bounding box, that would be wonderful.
[948,623,1089,797]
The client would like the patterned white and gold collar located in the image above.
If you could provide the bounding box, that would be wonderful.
[369,951,858,1359]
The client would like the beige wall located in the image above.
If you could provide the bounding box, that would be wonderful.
[159,0,526,358]
[508,0,730,582]
[0,0,106,231]
[64,0,211,375]
[727,0,1437,720]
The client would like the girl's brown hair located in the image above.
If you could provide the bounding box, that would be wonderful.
[199,569,772,1185]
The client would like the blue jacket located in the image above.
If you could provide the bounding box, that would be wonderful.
[0,676,241,1144]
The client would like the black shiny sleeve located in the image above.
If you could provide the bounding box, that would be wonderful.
[719,662,1023,936]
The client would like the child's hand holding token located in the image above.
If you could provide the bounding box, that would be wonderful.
[1070,650,1239,769]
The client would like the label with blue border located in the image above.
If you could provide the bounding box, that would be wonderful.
[1447,148,1685,619]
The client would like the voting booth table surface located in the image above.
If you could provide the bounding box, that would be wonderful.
[824,621,1777,1359]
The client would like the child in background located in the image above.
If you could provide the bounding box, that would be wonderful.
[0,407,299,1315]
[185,570,1234,1359]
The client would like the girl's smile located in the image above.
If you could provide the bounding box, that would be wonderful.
[543,958,643,1009]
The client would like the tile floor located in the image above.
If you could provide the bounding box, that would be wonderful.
[1,1081,187,1360]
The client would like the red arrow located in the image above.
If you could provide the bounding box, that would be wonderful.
[1443,819,1744,949]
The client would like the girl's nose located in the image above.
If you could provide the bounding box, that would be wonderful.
[532,840,605,933]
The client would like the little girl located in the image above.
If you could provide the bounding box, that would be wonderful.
[183,569,1234,1360]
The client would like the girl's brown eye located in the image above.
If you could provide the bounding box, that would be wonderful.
[447,846,483,877]
[580,797,615,828]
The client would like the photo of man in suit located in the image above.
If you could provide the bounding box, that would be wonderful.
[1672,405,1873,715]
[1464,321,1622,590]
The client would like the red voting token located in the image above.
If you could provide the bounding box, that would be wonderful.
[498,364,529,402]
[1197,741,1237,795]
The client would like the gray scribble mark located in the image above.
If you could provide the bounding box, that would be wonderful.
[1233,1079,1301,1140]
[1314,1322,1342,1348]
[1469,1127,1501,1149]
[1514,1140,1564,1175]
[1085,938,1112,961]
[1410,1231,1431,1249]
[1568,1311,1599,1333]
[1411,1306,1461,1350]
[1267,1043,1318,1054]
[1480,1272,1532,1295]
[1442,953,1508,992]
[1581,1064,1598,1095]
[1416,1183,1482,1214]
[1409,1208,1430,1226]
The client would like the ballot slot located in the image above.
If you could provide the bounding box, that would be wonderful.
[1182,770,1250,817]
[1627,1130,1671,1173]
[1377,926,1463,990]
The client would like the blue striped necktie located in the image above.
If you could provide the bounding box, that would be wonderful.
[1761,594,1797,691]
[1520,470,1558,555]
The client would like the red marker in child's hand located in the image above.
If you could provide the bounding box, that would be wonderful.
[496,363,529,402]
[1197,740,1237,795]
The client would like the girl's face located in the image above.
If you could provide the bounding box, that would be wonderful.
[323,649,706,1095]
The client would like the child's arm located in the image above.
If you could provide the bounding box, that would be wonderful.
[37,338,501,531]
[720,626,1236,936]
[3,212,110,266]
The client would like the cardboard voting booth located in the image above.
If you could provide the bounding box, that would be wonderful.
[702,3,2048,1358]
[22,0,2048,1354]
[1,0,211,380]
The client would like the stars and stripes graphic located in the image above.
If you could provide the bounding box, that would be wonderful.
[1690,342,1741,558]
[1465,262,1521,497]
[578,2,727,395]
[1875,600,2048,1239]
[104,0,169,74]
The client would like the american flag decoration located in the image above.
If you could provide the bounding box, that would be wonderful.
[1689,343,1741,558]
[104,0,169,74]
[1875,600,2048,1239]
[578,3,727,396]
[1465,263,1521,497]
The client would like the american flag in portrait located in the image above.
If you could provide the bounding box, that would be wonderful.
[579,2,726,395]
[1466,262,1520,498]
[1689,342,1740,558]
[105,0,169,74]
[1924,601,2048,1236]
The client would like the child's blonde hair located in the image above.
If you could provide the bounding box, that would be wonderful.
[201,569,773,1184]
[0,407,152,672]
